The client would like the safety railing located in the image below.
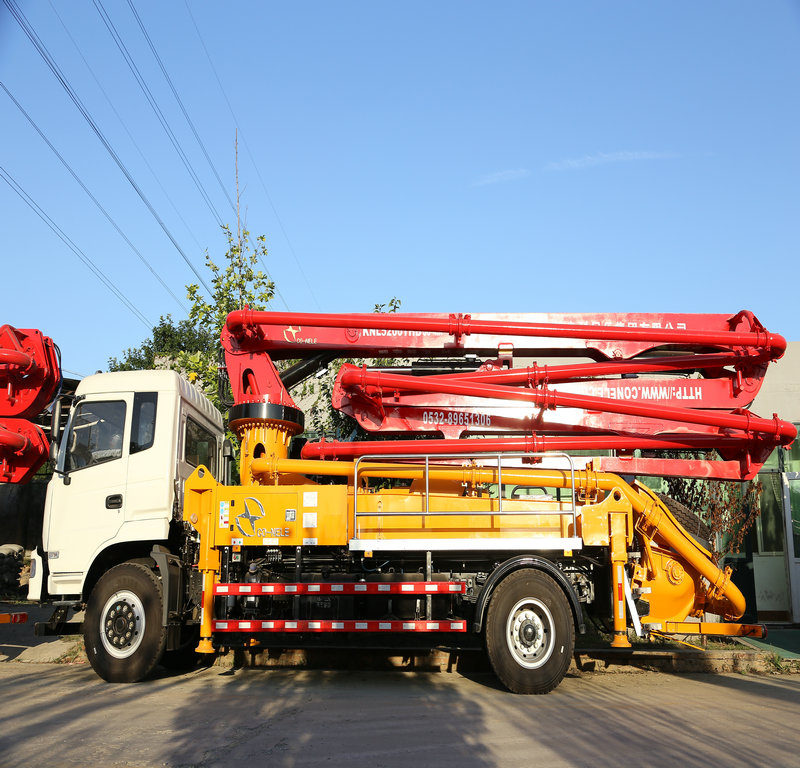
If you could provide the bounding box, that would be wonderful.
[351,452,578,546]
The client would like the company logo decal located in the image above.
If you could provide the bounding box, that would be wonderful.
[235,497,291,538]
[235,497,266,536]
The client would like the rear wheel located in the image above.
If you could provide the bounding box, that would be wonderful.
[485,569,574,694]
[84,563,166,682]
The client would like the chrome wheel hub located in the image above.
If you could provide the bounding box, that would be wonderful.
[100,590,145,659]
[506,597,554,669]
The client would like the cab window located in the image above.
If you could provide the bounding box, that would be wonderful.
[65,400,127,471]
[131,393,157,454]
[185,417,217,476]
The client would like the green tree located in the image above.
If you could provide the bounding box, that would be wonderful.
[108,224,273,413]
[178,225,273,408]
[108,315,213,372]
[109,222,401,448]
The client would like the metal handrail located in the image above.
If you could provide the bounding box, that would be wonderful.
[351,451,577,541]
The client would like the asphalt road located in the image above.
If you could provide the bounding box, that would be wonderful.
[0,663,798,768]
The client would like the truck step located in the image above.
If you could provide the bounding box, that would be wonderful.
[213,619,468,633]
[213,581,466,596]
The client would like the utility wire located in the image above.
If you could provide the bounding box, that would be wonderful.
[61,368,88,379]
[100,0,287,312]
[93,0,224,228]
[0,164,152,329]
[128,0,289,311]
[160,0,291,311]
[50,1,280,318]
[1,80,188,314]
[123,0,288,312]
[3,0,214,296]
[47,0,205,253]
[132,0,292,312]
[184,0,316,310]
[126,0,236,216]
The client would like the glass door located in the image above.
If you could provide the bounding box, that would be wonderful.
[783,475,800,622]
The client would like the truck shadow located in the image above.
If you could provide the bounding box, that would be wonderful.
[155,663,800,767]
[2,660,800,766]
[157,662,502,767]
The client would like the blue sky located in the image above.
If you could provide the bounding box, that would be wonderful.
[1,1,798,378]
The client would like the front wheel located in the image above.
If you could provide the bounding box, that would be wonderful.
[84,563,167,682]
[485,569,575,694]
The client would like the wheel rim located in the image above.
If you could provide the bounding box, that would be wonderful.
[99,589,145,659]
[505,597,555,669]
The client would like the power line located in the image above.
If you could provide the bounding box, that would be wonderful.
[0,164,152,329]
[93,0,224,228]
[168,1,291,311]
[97,0,287,314]
[61,367,88,379]
[184,0,317,310]
[3,0,214,296]
[1,80,189,314]
[125,0,292,313]
[128,0,293,312]
[47,0,206,253]
[126,0,236,217]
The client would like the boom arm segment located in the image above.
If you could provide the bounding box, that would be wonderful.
[225,308,786,359]
[222,309,794,481]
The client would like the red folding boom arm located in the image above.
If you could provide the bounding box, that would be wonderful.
[223,309,796,481]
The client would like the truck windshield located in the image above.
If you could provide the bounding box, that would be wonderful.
[65,400,127,471]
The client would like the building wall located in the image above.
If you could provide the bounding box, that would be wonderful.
[751,341,800,422]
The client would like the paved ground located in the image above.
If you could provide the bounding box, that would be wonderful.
[0,662,798,768]
[3,601,800,767]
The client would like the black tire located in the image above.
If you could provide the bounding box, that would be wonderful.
[84,563,167,683]
[485,569,574,694]
[653,492,711,549]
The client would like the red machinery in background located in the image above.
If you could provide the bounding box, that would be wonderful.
[223,309,795,481]
[0,325,60,484]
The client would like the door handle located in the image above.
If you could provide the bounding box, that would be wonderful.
[105,494,123,509]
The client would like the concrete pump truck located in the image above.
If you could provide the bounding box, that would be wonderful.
[0,310,793,693]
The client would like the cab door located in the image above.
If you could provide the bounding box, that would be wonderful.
[44,395,131,595]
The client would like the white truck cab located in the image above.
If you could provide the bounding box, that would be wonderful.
[29,370,224,601]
